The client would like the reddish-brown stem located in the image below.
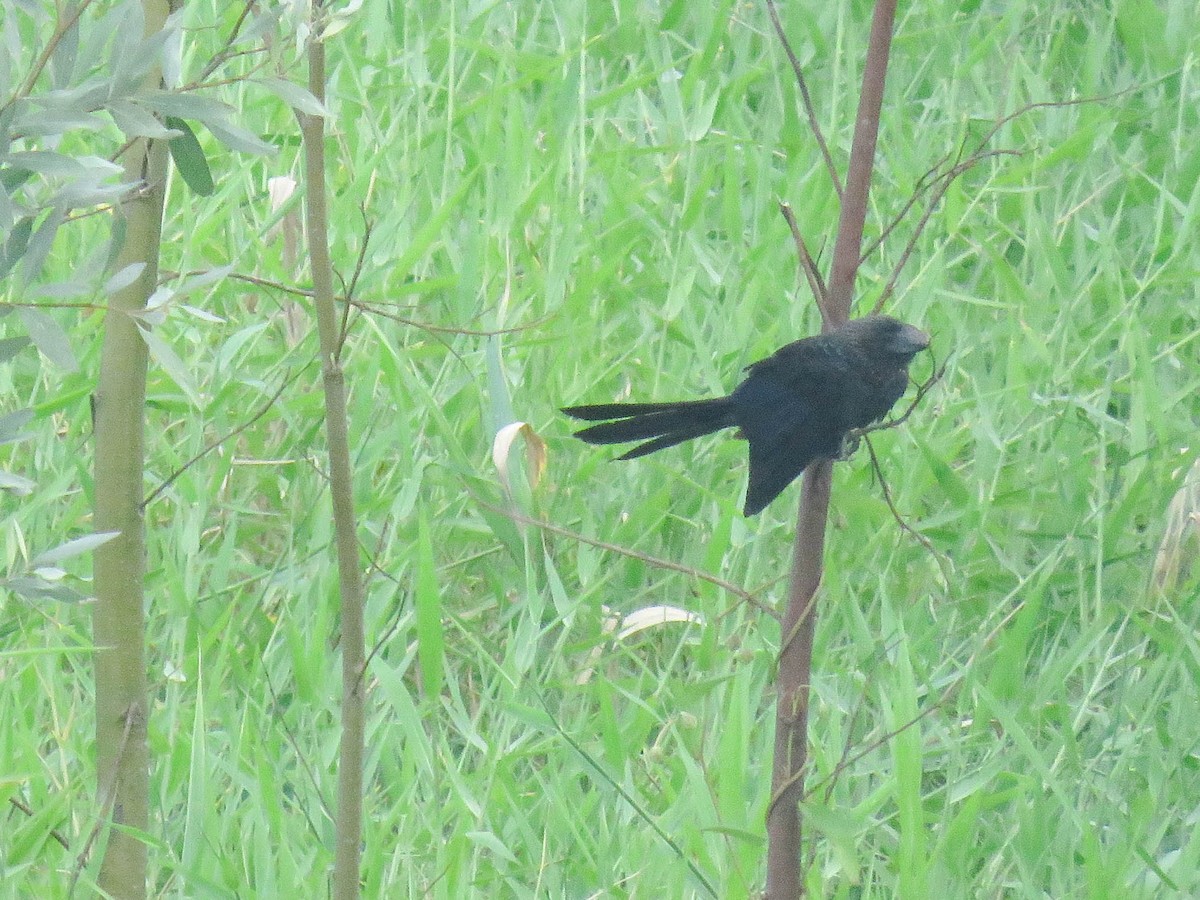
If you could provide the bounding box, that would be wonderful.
[766,2,898,896]
[826,0,897,319]
[765,459,830,897]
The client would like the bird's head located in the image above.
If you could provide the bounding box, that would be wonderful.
[840,315,930,366]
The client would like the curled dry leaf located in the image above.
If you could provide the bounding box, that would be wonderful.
[492,421,547,497]
[575,604,705,684]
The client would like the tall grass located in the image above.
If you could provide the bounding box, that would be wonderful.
[2,0,1199,895]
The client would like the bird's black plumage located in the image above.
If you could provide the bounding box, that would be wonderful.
[563,315,930,515]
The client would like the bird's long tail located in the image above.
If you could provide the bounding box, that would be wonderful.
[562,398,736,459]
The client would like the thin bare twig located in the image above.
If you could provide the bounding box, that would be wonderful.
[142,366,310,510]
[334,208,373,358]
[848,358,946,440]
[69,706,134,896]
[478,501,779,622]
[196,1,260,82]
[159,268,550,337]
[7,796,71,849]
[862,148,1016,265]
[806,590,1031,802]
[779,202,829,321]
[765,0,842,197]
[6,0,100,109]
[863,436,936,555]
[867,88,1151,312]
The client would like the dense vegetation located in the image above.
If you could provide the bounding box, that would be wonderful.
[3,0,1199,895]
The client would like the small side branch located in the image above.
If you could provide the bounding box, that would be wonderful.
[765,0,842,198]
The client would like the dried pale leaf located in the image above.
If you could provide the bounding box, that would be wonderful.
[1152,456,1200,594]
[267,175,297,213]
[492,421,547,495]
[575,608,624,685]
[576,605,705,685]
[616,605,705,641]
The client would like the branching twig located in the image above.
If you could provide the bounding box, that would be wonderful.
[847,358,946,441]
[863,148,1016,266]
[196,1,260,83]
[158,268,550,337]
[141,366,310,510]
[805,590,1032,802]
[863,436,937,556]
[867,89,1151,312]
[5,0,100,108]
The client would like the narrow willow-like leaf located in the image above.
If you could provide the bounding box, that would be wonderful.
[165,117,214,196]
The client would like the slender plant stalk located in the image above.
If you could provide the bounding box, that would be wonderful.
[826,0,897,316]
[300,11,366,898]
[766,2,898,896]
[91,1,171,896]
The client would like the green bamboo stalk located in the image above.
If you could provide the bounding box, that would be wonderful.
[92,1,172,895]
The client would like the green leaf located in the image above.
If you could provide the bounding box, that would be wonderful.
[415,509,444,697]
[166,117,214,196]
[0,336,30,364]
[0,216,33,280]
[108,100,176,139]
[32,532,120,566]
[0,470,36,495]
[253,78,330,117]
[2,575,88,604]
[0,167,34,192]
[104,262,146,294]
[0,408,34,444]
[915,436,970,507]
[204,118,275,156]
[1114,0,1171,73]
[137,324,200,407]
[17,307,77,372]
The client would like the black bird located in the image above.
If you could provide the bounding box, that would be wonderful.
[563,315,930,515]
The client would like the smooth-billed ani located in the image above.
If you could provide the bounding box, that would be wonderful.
[563,315,930,515]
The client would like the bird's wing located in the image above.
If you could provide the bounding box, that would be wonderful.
[735,340,858,514]
[743,430,816,514]
[734,370,824,515]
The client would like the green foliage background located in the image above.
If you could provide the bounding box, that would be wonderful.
[3,0,1200,895]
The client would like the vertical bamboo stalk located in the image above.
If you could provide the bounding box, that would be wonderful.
[92,2,171,896]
